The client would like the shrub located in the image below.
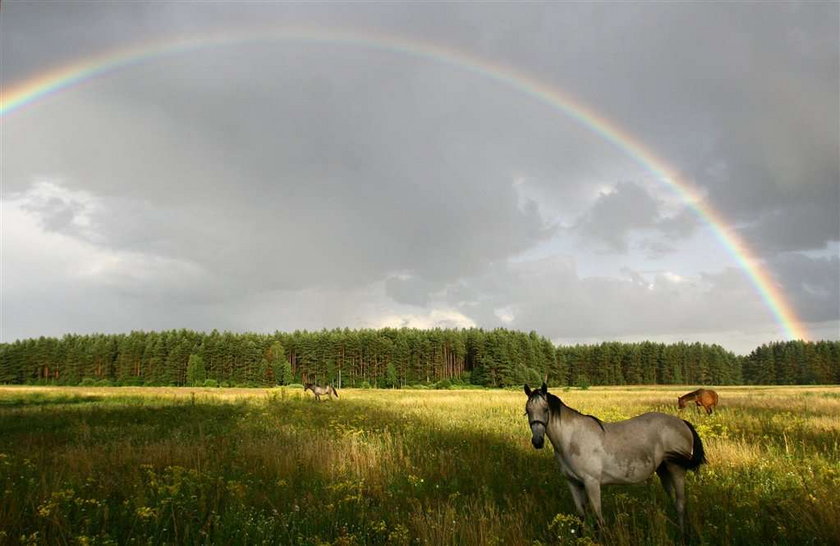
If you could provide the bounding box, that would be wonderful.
[79,378,97,386]
[203,379,219,388]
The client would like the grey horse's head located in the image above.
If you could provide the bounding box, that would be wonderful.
[524,382,550,449]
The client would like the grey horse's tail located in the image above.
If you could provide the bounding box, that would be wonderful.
[671,420,707,471]
[331,386,339,398]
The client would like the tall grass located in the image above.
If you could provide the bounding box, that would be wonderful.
[0,385,838,545]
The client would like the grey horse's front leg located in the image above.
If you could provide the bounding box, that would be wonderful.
[566,479,588,519]
[582,477,605,528]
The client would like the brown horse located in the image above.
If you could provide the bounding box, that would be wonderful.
[678,388,718,414]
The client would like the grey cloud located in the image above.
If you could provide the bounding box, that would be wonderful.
[385,276,441,307]
[656,209,698,240]
[460,2,840,255]
[445,259,776,353]
[740,203,840,254]
[576,183,658,251]
[21,194,86,234]
[7,38,566,294]
[770,252,840,323]
[573,182,698,252]
[2,2,838,348]
[574,183,659,251]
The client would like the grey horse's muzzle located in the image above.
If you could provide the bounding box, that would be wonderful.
[530,420,547,449]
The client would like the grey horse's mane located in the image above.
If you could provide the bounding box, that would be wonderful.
[545,391,605,432]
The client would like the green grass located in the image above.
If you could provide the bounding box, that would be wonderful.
[0,385,838,545]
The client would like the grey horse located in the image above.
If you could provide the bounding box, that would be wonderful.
[304,383,338,401]
[524,383,705,534]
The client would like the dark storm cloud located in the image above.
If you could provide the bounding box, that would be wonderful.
[419,2,840,256]
[770,252,840,323]
[740,203,840,254]
[5,57,559,293]
[2,1,838,347]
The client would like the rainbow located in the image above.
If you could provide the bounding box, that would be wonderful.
[0,26,809,340]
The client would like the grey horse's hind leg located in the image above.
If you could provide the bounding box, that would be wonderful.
[659,463,687,536]
[656,464,675,500]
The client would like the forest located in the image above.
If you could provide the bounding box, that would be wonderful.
[0,328,837,387]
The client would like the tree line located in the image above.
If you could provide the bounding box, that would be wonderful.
[0,328,837,387]
[741,340,838,385]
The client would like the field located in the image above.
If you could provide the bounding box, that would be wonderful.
[0,386,838,545]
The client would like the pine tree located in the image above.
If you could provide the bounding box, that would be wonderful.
[186,354,206,386]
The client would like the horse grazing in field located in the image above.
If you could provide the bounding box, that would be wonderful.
[678,388,719,415]
[304,383,338,401]
[524,383,705,534]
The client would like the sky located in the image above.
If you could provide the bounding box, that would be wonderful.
[1,2,838,355]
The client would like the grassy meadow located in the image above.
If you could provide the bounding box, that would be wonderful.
[0,385,838,545]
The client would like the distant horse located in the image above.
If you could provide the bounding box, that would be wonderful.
[304,383,338,401]
[524,383,705,534]
[678,388,719,415]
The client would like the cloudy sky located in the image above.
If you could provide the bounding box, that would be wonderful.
[2,2,838,354]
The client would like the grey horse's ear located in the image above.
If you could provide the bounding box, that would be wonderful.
[524,384,532,396]
[540,382,548,395]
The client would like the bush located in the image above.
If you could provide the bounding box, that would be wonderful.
[286,383,304,389]
[203,379,219,388]
[79,378,97,386]
[359,381,372,389]
[435,379,452,390]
